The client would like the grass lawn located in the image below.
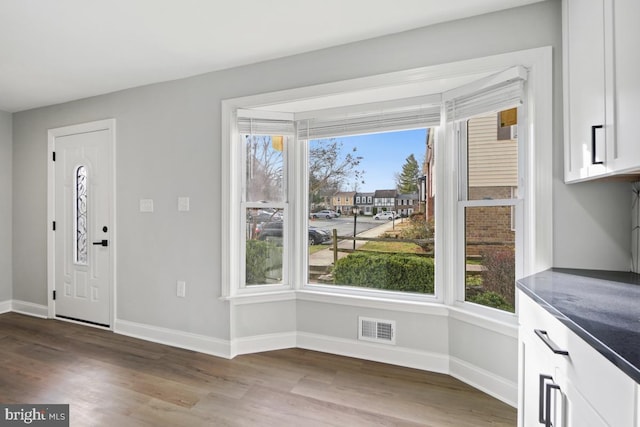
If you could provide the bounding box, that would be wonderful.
[309,244,330,255]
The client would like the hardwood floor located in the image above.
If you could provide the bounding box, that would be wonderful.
[0,313,516,426]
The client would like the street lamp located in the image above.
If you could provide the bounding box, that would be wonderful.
[352,205,359,251]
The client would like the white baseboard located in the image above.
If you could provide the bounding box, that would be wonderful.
[231,332,297,358]
[0,300,11,314]
[297,332,450,374]
[450,356,517,407]
[298,332,515,407]
[114,319,231,359]
[1,306,516,407]
[11,300,48,318]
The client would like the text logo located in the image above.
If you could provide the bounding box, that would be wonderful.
[0,405,68,426]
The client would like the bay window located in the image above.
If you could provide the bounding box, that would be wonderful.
[222,48,552,321]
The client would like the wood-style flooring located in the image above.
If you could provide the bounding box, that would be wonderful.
[0,313,516,426]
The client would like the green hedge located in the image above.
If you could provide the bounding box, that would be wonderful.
[332,252,434,293]
[246,240,283,285]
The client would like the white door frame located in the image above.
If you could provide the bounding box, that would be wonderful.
[47,119,116,329]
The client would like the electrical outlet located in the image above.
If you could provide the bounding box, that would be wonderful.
[139,198,154,213]
[177,281,186,297]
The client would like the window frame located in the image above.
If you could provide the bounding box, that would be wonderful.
[301,125,439,302]
[455,115,524,316]
[223,109,297,298]
[221,47,553,320]
[442,68,528,320]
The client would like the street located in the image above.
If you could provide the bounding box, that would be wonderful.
[309,215,404,238]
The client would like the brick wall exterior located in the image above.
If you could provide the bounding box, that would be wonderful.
[465,186,515,257]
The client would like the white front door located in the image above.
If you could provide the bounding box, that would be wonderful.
[49,120,114,327]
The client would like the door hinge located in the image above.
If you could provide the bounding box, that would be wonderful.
[53,290,56,300]
[52,221,56,231]
[52,151,56,161]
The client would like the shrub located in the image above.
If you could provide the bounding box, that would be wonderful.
[332,252,434,293]
[399,215,434,251]
[245,240,283,284]
[480,247,515,307]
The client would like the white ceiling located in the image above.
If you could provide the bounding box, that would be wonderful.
[0,0,544,113]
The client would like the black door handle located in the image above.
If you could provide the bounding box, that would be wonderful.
[545,382,562,427]
[535,329,569,355]
[591,124,604,165]
[539,374,553,424]
[92,240,108,247]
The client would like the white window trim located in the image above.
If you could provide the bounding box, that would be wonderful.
[443,67,528,320]
[221,47,553,323]
[452,118,524,322]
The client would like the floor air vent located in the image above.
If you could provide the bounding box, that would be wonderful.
[358,317,396,345]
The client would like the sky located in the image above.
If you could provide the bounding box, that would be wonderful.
[312,128,428,193]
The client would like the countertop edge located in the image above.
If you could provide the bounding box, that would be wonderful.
[516,280,640,384]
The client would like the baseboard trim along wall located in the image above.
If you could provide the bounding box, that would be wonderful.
[449,356,518,407]
[114,319,231,359]
[231,332,297,358]
[297,331,450,374]
[0,300,11,314]
[11,300,48,318]
[5,309,516,407]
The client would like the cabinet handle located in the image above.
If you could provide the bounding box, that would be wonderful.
[591,124,604,165]
[539,374,554,424]
[545,382,562,427]
[534,329,569,356]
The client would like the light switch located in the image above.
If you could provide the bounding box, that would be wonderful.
[177,281,186,297]
[178,197,190,212]
[139,199,154,213]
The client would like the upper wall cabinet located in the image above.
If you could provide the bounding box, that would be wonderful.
[563,0,640,183]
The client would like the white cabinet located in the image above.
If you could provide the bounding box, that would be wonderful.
[518,291,636,426]
[563,0,611,182]
[637,383,640,427]
[563,0,640,182]
[610,0,640,174]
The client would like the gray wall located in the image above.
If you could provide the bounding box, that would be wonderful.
[10,0,633,392]
[0,110,11,302]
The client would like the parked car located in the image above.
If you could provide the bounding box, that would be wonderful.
[255,222,331,245]
[248,209,283,224]
[373,211,398,220]
[310,209,340,219]
[308,227,332,245]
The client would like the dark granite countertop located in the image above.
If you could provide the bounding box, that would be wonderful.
[517,268,640,384]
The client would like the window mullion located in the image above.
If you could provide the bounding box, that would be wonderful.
[460,199,520,208]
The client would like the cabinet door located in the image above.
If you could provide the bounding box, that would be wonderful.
[636,384,640,427]
[520,337,554,427]
[556,373,608,427]
[609,0,640,173]
[563,0,612,182]
[519,293,562,426]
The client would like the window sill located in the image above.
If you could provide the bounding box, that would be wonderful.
[296,288,448,315]
[220,290,296,305]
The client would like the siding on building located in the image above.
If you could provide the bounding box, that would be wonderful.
[332,191,356,214]
[355,192,374,215]
[465,112,516,256]
[467,114,517,188]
